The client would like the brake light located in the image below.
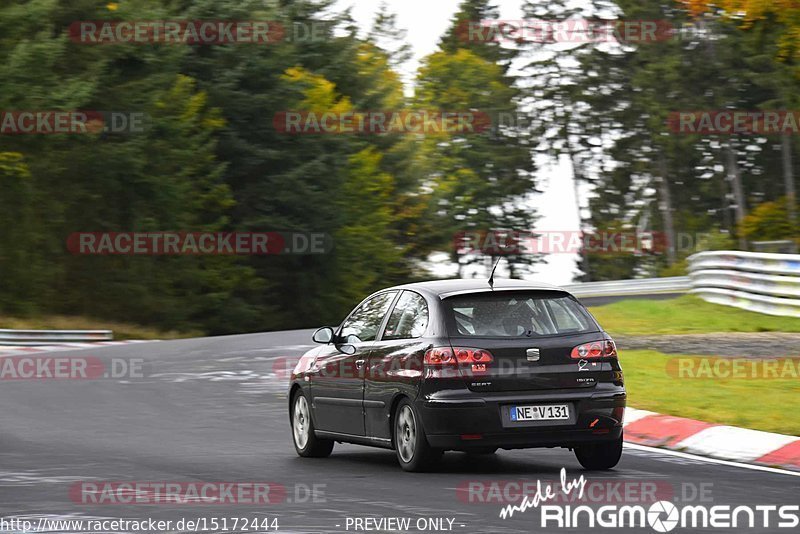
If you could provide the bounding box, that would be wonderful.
[425,347,454,365]
[571,339,617,359]
[424,347,494,365]
[454,348,493,363]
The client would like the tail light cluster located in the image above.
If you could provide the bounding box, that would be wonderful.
[570,339,617,359]
[424,347,494,366]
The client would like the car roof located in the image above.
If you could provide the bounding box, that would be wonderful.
[388,278,569,299]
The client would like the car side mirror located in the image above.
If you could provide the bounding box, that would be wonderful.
[312,327,334,344]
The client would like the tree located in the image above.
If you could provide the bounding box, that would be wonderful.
[408,0,539,278]
[0,152,39,314]
[740,198,798,242]
[519,0,799,278]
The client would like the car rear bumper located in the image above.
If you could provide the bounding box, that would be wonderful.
[425,426,623,450]
[417,387,626,451]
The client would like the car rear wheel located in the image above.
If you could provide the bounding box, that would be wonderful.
[394,399,441,472]
[574,434,623,470]
[291,390,334,458]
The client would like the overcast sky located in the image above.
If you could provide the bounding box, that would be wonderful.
[338,0,581,284]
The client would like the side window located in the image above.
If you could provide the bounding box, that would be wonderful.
[383,291,429,340]
[339,292,396,343]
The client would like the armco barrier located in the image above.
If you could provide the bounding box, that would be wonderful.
[0,329,113,346]
[562,276,691,298]
[688,250,800,317]
[0,255,791,346]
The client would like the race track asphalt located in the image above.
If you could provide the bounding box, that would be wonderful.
[0,331,797,533]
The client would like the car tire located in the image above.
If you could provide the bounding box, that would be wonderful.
[291,390,334,458]
[574,434,623,470]
[393,398,442,472]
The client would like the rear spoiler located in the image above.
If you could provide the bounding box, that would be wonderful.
[437,287,574,299]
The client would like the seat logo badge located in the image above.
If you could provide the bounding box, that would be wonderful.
[526,348,540,362]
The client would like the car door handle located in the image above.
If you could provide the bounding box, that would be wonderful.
[355,359,366,368]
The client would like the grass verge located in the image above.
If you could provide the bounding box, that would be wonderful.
[622,349,799,436]
[0,315,199,340]
[589,295,800,335]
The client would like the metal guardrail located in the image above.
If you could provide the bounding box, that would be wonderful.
[0,329,113,346]
[562,276,691,298]
[688,250,800,317]
[0,255,792,345]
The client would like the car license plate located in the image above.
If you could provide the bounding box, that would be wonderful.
[510,404,570,422]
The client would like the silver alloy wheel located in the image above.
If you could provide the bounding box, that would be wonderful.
[293,395,310,450]
[395,405,416,463]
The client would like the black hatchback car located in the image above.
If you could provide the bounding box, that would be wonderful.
[288,279,626,471]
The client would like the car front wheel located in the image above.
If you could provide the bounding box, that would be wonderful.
[574,434,623,470]
[394,399,441,472]
[291,390,334,458]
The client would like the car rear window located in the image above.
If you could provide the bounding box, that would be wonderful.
[444,291,599,337]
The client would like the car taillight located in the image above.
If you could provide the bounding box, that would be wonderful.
[570,339,617,359]
[424,347,494,366]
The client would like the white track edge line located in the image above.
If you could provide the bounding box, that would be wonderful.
[624,442,800,477]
